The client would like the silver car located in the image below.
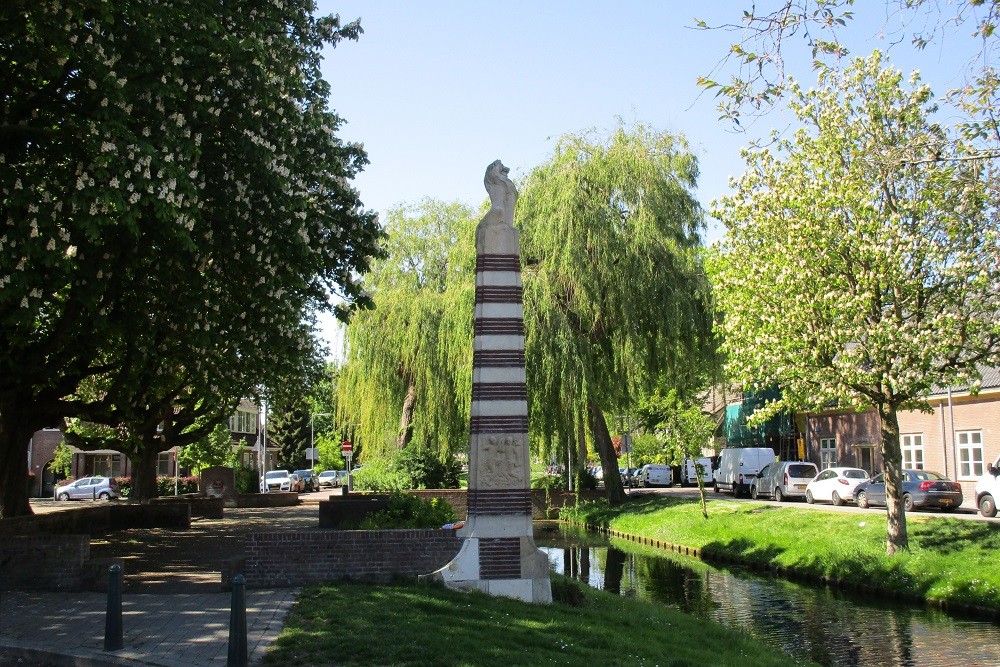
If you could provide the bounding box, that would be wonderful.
[751,461,819,502]
[54,476,119,501]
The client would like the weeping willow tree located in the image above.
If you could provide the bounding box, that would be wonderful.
[338,200,477,462]
[520,123,715,505]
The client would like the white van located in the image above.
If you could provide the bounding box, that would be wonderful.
[714,447,775,498]
[681,458,713,487]
[638,464,673,488]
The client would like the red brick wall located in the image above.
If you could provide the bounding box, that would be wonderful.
[408,488,603,520]
[0,535,89,590]
[237,529,462,588]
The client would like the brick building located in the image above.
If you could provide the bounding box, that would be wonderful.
[804,367,1000,508]
[26,399,274,497]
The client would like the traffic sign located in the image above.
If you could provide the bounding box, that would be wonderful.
[341,440,353,453]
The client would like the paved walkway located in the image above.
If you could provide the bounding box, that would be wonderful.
[0,589,297,666]
[0,497,332,666]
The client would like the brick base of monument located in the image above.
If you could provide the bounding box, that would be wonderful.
[419,512,552,603]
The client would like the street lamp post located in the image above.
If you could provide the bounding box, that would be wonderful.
[309,413,331,470]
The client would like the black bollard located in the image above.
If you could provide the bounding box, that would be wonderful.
[227,574,248,667]
[104,564,124,651]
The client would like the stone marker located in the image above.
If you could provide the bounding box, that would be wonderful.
[200,466,237,507]
[423,160,551,603]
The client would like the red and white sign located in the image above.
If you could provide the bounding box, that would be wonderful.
[341,440,353,453]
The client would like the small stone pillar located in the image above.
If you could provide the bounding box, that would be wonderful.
[423,160,551,603]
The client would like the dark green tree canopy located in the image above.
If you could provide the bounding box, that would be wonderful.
[0,0,383,516]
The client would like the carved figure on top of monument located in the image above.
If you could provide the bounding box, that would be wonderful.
[483,159,517,228]
[477,160,519,252]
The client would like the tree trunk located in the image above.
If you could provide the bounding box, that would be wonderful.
[397,377,417,450]
[879,406,908,554]
[587,401,626,505]
[128,444,161,502]
[0,396,45,518]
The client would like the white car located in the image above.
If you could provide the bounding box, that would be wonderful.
[805,467,870,506]
[261,470,293,493]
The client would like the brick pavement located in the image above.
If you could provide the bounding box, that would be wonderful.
[0,497,331,666]
[0,588,297,666]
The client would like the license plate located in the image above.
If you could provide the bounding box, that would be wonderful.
[795,484,806,489]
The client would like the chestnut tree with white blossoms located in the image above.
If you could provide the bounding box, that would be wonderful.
[711,52,1000,554]
[0,1,383,516]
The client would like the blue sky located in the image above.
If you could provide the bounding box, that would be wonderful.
[313,1,985,353]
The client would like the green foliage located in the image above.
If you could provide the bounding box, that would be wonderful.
[114,476,199,498]
[637,389,714,466]
[0,0,384,517]
[711,52,1000,551]
[338,200,477,462]
[50,442,74,478]
[352,459,410,493]
[269,400,312,470]
[314,433,346,472]
[698,1,1000,130]
[393,446,461,490]
[233,465,259,495]
[178,423,237,475]
[357,493,456,530]
[351,447,462,492]
[519,122,716,480]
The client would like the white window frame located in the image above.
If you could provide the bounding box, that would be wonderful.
[956,430,984,480]
[819,437,837,469]
[901,434,924,470]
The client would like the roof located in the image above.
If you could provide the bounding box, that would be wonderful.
[928,364,1000,397]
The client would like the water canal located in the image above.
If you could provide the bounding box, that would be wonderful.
[534,523,1000,667]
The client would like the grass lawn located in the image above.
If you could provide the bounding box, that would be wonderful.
[563,495,1000,612]
[263,577,808,667]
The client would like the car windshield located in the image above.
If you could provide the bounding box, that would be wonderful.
[911,470,945,481]
[843,470,868,479]
[265,471,287,479]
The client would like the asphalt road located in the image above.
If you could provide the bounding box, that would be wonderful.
[626,484,997,521]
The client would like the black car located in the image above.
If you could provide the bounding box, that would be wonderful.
[853,469,963,511]
[293,469,319,492]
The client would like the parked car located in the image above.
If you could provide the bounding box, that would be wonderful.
[317,470,340,489]
[288,473,306,492]
[293,469,319,492]
[805,467,870,506]
[54,476,118,501]
[637,464,673,488]
[715,447,775,498]
[975,454,999,518]
[854,470,963,511]
[750,461,819,502]
[261,470,293,493]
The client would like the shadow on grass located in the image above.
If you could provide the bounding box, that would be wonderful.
[909,517,1000,554]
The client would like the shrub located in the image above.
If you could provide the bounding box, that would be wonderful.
[353,459,410,493]
[394,447,462,489]
[358,493,456,530]
[114,475,199,498]
[234,465,259,494]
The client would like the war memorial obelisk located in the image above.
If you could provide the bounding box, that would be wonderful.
[424,160,551,603]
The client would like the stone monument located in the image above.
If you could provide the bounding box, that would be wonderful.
[423,160,551,603]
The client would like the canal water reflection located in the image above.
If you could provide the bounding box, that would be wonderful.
[534,523,1000,667]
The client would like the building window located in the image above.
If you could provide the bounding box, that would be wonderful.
[86,454,122,477]
[820,438,837,469]
[902,434,924,470]
[157,452,174,477]
[957,430,984,480]
[229,409,257,434]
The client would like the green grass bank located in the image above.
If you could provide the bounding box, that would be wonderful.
[562,495,1000,615]
[263,577,808,666]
